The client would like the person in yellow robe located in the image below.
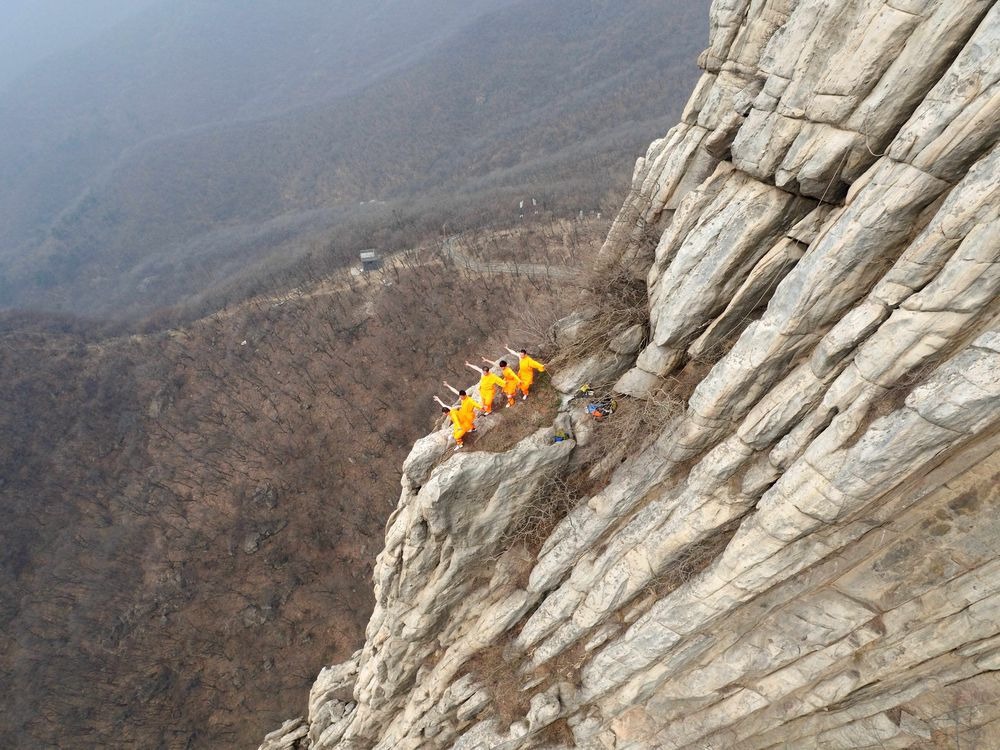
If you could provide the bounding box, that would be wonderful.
[457,389,478,430]
[482,356,522,407]
[505,346,546,399]
[466,361,505,414]
[440,386,478,433]
[440,406,467,450]
[435,389,478,450]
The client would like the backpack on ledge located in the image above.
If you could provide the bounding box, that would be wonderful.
[576,383,617,420]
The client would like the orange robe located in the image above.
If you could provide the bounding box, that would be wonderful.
[501,366,521,405]
[478,372,505,413]
[448,408,467,445]
[517,355,545,395]
[458,395,477,431]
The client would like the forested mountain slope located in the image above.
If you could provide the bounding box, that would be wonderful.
[0,221,600,749]
[0,0,708,318]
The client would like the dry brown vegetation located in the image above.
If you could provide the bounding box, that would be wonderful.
[537,718,576,747]
[0,0,709,319]
[467,378,562,455]
[495,474,585,565]
[641,518,743,600]
[585,389,685,471]
[0,220,598,749]
[465,629,590,744]
[549,262,649,379]
[464,637,528,728]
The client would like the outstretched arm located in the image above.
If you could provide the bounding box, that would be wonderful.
[433,396,453,409]
[443,381,460,396]
[504,346,519,357]
[465,361,483,374]
[481,356,500,367]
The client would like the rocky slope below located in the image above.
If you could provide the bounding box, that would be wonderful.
[263,1,1000,747]
[0,222,596,749]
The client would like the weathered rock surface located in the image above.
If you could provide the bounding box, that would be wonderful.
[265,2,1000,748]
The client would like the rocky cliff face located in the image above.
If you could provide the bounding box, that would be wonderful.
[262,1,1000,748]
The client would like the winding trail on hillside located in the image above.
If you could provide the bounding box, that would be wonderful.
[440,235,579,281]
[254,231,581,314]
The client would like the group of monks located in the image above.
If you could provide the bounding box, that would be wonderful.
[433,347,546,450]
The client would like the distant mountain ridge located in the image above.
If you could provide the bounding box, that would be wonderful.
[0,0,708,318]
[0,0,520,255]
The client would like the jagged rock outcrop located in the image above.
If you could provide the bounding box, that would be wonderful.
[263,1,1000,748]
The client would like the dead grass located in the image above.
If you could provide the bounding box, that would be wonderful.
[464,637,529,728]
[496,474,585,560]
[548,262,648,373]
[565,453,618,498]
[538,640,589,687]
[581,386,685,488]
[665,356,717,403]
[642,517,743,599]
[464,640,583,746]
[467,376,561,454]
[536,718,575,747]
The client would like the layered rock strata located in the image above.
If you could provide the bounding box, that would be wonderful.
[263,1,1000,748]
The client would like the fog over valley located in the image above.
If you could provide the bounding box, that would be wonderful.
[0,0,707,322]
[0,0,160,90]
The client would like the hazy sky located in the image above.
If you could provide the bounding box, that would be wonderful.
[0,0,159,90]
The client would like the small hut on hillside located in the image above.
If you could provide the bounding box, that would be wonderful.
[360,250,381,272]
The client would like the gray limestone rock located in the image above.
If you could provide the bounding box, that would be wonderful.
[551,308,600,349]
[258,718,308,750]
[607,324,646,355]
[550,351,633,394]
[613,367,664,399]
[262,3,1000,749]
